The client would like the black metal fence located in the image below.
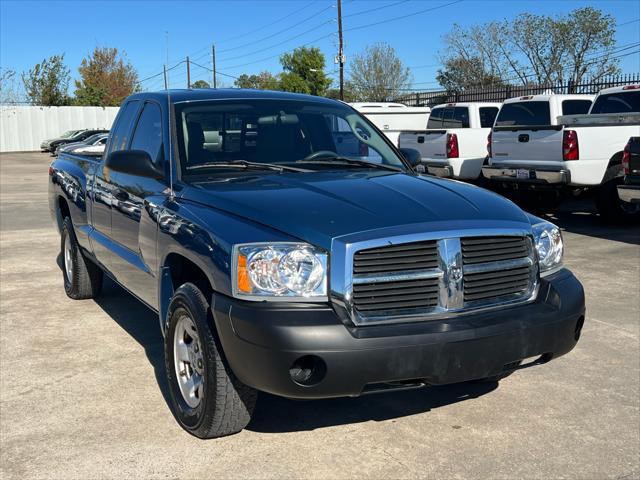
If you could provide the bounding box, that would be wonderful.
[394,73,640,107]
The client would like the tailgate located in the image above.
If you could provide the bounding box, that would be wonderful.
[399,130,447,161]
[492,126,564,162]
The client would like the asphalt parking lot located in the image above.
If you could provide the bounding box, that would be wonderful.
[1,151,638,479]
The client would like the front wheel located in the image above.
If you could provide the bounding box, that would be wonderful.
[61,217,103,299]
[595,177,640,224]
[164,283,257,438]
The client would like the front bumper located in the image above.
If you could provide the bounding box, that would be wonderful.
[617,184,640,203]
[212,269,585,399]
[482,166,570,184]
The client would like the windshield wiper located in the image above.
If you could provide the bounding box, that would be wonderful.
[294,156,404,172]
[187,160,310,173]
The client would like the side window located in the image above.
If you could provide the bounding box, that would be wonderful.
[479,107,499,128]
[562,100,592,115]
[130,102,163,165]
[108,101,140,154]
[426,108,444,129]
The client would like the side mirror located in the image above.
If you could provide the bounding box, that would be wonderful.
[399,148,422,167]
[105,150,164,180]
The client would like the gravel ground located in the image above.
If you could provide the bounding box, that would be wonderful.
[1,152,638,480]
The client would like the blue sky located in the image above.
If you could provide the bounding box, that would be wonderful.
[1,0,639,94]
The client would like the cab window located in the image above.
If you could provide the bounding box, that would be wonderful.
[107,101,140,154]
[130,102,163,165]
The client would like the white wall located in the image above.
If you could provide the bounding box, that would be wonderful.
[0,106,119,152]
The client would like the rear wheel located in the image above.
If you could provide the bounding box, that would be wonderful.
[595,177,640,224]
[61,217,103,299]
[164,283,257,438]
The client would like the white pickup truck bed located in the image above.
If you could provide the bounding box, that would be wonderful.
[398,102,500,180]
[482,86,640,222]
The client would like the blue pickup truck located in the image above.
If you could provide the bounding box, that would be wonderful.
[49,89,585,438]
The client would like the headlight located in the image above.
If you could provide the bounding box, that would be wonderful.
[232,243,328,301]
[532,220,563,276]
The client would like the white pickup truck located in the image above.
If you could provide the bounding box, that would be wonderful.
[397,102,500,180]
[350,102,431,146]
[482,87,640,222]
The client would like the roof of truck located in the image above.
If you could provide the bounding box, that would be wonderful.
[430,102,502,109]
[503,93,594,104]
[126,88,340,105]
[596,84,640,95]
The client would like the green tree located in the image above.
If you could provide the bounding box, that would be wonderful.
[436,57,505,91]
[234,71,280,90]
[438,7,618,89]
[21,55,71,106]
[191,79,210,89]
[279,47,331,96]
[348,43,411,102]
[74,47,138,106]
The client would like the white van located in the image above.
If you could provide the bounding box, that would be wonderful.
[350,103,431,146]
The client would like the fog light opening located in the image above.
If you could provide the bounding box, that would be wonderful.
[575,315,585,341]
[289,355,326,387]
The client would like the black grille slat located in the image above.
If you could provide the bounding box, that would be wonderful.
[355,241,437,255]
[354,292,439,305]
[353,279,438,293]
[353,286,439,298]
[355,297,439,311]
[465,279,530,295]
[461,236,532,304]
[353,276,439,313]
[353,241,438,275]
[464,284,529,301]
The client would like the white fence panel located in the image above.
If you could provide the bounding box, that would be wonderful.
[0,106,120,152]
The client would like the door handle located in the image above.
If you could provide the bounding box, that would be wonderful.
[113,188,129,201]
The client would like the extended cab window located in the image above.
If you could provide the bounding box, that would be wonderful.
[590,92,640,114]
[442,107,470,128]
[175,99,404,175]
[426,108,444,129]
[479,107,499,128]
[131,102,163,165]
[108,101,139,154]
[562,100,592,115]
[495,101,551,126]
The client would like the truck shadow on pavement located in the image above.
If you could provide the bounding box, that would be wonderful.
[248,382,497,433]
[78,274,499,433]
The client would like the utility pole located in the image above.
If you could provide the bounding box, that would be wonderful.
[186,56,191,88]
[163,64,168,90]
[212,44,217,88]
[337,0,344,100]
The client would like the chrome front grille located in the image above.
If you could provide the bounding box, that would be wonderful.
[344,232,538,325]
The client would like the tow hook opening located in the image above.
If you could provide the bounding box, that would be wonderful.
[289,355,327,387]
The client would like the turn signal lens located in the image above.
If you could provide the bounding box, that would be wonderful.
[236,254,251,293]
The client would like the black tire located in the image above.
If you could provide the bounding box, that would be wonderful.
[164,283,257,438]
[595,177,640,224]
[61,217,103,300]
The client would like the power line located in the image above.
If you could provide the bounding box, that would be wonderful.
[217,4,334,55]
[344,0,412,19]
[346,0,463,33]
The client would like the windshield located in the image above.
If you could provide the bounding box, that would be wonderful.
[174,99,406,176]
[590,91,640,114]
[60,130,77,138]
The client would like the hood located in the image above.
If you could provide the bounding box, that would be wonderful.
[182,171,531,250]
